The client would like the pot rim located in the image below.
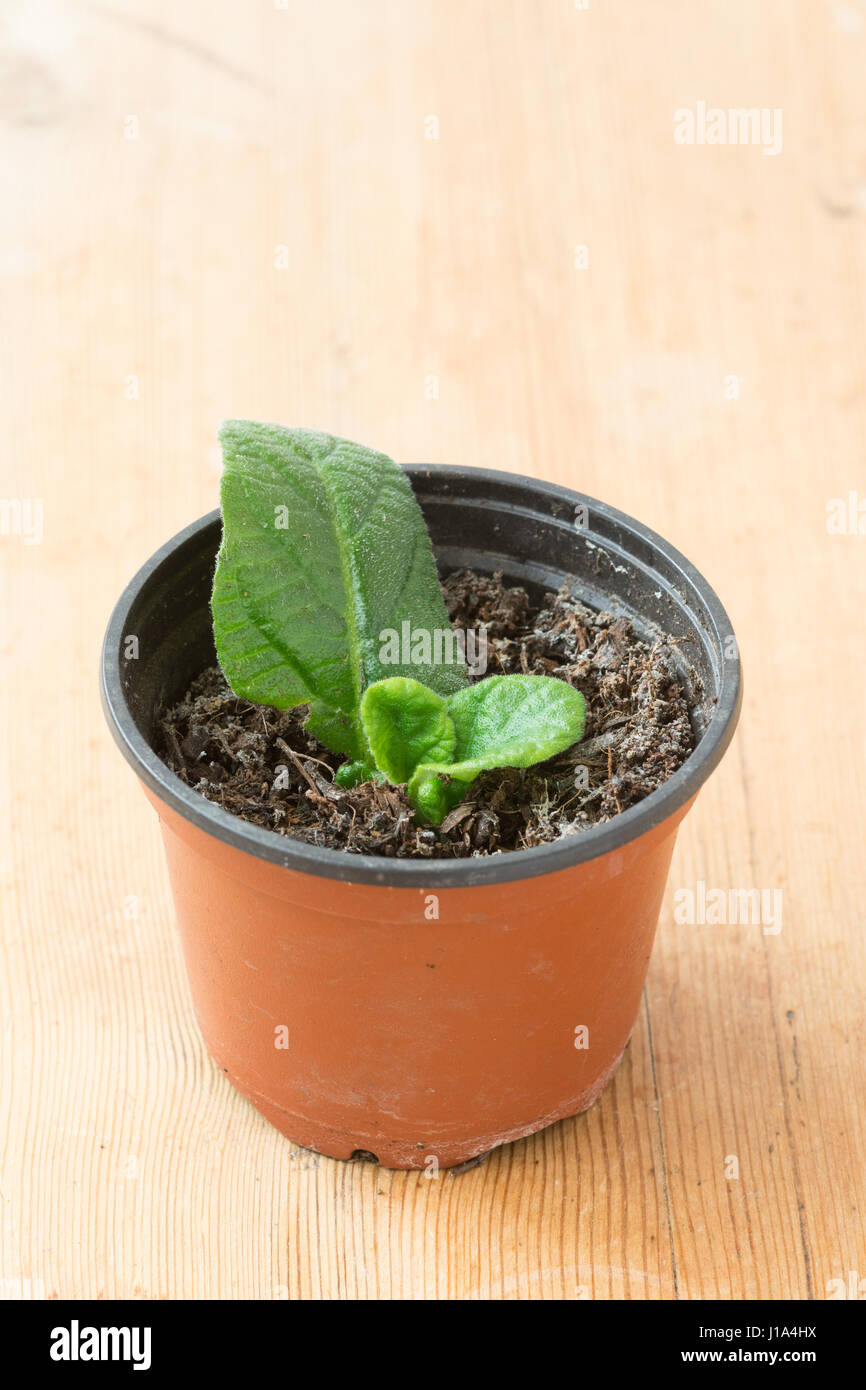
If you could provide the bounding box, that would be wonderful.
[100,465,742,888]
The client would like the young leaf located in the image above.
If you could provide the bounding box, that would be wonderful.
[360,678,456,785]
[211,421,467,761]
[333,760,381,789]
[408,674,586,823]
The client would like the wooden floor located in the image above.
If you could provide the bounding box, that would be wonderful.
[1,0,864,1301]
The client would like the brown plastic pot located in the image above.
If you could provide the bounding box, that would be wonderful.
[101,466,741,1169]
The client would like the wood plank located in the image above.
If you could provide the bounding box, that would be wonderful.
[1,0,863,1300]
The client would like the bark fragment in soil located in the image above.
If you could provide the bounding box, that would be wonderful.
[156,570,697,859]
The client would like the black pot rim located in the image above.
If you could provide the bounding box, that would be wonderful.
[100,465,742,888]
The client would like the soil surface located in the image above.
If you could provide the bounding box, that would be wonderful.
[157,570,697,858]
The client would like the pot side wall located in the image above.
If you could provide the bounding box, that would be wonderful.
[146,788,693,1169]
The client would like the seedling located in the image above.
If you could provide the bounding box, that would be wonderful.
[212,421,585,823]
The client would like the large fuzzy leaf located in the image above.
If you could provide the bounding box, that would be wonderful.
[211,421,466,760]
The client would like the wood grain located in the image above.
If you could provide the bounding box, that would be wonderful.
[1,0,864,1300]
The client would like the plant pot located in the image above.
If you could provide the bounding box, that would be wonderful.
[101,466,741,1170]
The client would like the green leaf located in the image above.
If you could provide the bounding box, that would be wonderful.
[333,760,381,788]
[361,678,456,784]
[211,421,467,761]
[408,674,586,823]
